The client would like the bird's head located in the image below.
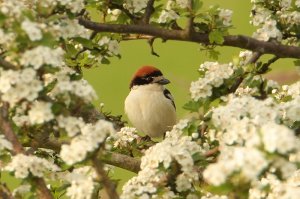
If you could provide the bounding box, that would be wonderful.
[129,66,170,89]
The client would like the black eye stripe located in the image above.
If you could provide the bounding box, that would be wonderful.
[130,71,163,88]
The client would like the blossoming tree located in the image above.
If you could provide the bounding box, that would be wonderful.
[0,0,300,199]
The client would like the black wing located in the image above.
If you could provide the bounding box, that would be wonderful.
[163,89,176,110]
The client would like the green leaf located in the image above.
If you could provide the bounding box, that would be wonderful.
[183,100,202,112]
[208,48,220,60]
[73,37,94,49]
[293,59,300,66]
[65,44,78,58]
[209,30,224,44]
[192,0,203,12]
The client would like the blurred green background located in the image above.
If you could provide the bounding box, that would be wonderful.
[83,0,299,190]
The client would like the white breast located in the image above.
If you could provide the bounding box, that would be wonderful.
[124,84,176,138]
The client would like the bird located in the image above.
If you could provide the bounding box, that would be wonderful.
[124,66,176,138]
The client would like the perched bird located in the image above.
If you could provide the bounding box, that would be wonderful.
[125,66,176,138]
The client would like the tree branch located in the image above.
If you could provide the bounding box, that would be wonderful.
[101,151,141,173]
[185,0,194,37]
[142,0,155,24]
[92,153,119,199]
[0,184,14,199]
[0,103,54,199]
[78,18,300,59]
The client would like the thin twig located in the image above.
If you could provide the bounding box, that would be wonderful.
[142,0,155,24]
[185,0,194,37]
[78,18,300,59]
[92,153,119,199]
[229,52,262,93]
[204,147,219,157]
[0,184,14,199]
[257,56,280,74]
[108,1,138,23]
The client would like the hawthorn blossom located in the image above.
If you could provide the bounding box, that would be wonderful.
[21,19,43,41]
[28,101,54,125]
[20,46,65,69]
[65,166,97,199]
[5,154,60,178]
[158,10,179,23]
[57,116,85,137]
[121,130,204,198]
[124,0,148,13]
[0,68,43,106]
[113,127,139,148]
[203,146,268,185]
[261,122,299,154]
[190,62,234,101]
[60,120,115,165]
[57,0,85,13]
[0,135,12,151]
[218,9,233,27]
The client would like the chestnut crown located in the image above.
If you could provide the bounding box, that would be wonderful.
[129,66,169,89]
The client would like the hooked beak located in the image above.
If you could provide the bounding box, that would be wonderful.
[156,77,170,85]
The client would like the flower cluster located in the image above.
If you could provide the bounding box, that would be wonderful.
[249,171,300,199]
[0,135,12,151]
[60,120,115,165]
[121,123,204,199]
[0,68,43,107]
[203,93,300,193]
[112,127,140,148]
[20,46,65,69]
[64,166,97,199]
[5,154,60,178]
[190,62,234,101]
[251,0,300,44]
[124,0,148,13]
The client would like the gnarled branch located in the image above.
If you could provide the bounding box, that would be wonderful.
[78,18,300,59]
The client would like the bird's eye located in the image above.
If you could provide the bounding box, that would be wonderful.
[144,76,153,81]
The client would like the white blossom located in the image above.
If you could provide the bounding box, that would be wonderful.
[12,184,31,196]
[54,19,90,39]
[0,135,12,151]
[28,101,54,125]
[50,68,97,103]
[5,154,60,178]
[57,0,85,13]
[108,40,120,55]
[158,10,179,23]
[113,127,139,148]
[121,129,204,198]
[20,46,65,69]
[218,9,233,27]
[0,0,27,18]
[175,0,189,8]
[0,68,43,106]
[253,19,282,41]
[261,122,299,154]
[21,19,43,41]
[190,62,234,101]
[57,115,85,137]
[124,0,148,13]
[203,146,268,185]
[65,166,97,199]
[60,120,115,165]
